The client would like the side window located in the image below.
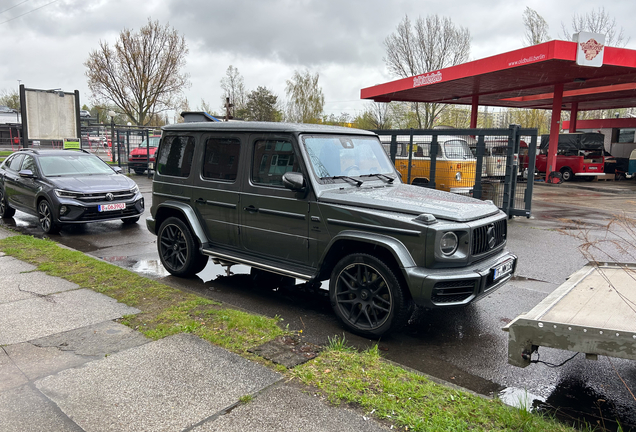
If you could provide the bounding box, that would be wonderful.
[156,136,195,178]
[21,155,38,175]
[202,137,241,182]
[252,139,300,187]
[9,154,24,171]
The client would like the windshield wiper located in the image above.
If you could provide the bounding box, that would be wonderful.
[360,173,395,183]
[323,175,363,187]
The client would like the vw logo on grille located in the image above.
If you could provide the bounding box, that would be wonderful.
[106,193,114,201]
[486,224,496,249]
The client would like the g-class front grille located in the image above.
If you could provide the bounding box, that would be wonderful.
[432,280,476,303]
[471,219,506,256]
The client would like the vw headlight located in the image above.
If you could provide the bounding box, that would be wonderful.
[455,172,462,181]
[55,189,81,199]
[440,232,458,256]
[130,184,139,194]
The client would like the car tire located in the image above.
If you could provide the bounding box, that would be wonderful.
[329,253,413,338]
[122,216,140,224]
[560,167,573,182]
[38,199,60,234]
[134,169,145,175]
[0,189,16,218]
[157,217,208,277]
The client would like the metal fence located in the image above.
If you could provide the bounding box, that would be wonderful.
[372,125,538,218]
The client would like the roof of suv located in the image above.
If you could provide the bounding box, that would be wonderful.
[15,149,95,157]
[162,121,376,136]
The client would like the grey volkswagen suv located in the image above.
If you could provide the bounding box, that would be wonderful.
[147,122,517,337]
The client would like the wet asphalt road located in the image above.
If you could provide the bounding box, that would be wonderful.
[2,175,635,430]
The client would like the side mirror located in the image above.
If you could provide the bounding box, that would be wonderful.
[111,166,123,174]
[282,171,306,192]
[18,169,35,178]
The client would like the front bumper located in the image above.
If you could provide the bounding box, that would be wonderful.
[404,250,517,308]
[56,193,144,223]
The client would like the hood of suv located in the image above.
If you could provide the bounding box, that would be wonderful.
[130,147,157,156]
[318,184,499,222]
[49,174,136,193]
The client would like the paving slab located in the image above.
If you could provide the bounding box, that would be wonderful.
[36,333,282,432]
[0,269,80,304]
[1,343,91,392]
[193,384,389,432]
[0,347,29,392]
[0,384,83,432]
[0,289,140,345]
[31,320,150,357]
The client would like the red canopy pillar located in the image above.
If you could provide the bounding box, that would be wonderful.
[546,83,564,183]
[470,95,479,128]
[569,102,579,133]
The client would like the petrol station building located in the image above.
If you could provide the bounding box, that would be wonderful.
[360,35,636,181]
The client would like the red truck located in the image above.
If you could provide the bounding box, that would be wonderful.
[536,132,606,181]
[128,135,160,175]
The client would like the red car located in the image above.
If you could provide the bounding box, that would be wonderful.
[128,135,160,175]
[536,133,606,181]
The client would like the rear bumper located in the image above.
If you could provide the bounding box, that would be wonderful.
[404,251,517,308]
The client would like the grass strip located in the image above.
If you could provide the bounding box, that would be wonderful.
[0,234,587,431]
[0,234,285,355]
[292,339,584,432]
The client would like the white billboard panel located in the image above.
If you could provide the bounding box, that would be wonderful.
[24,89,78,140]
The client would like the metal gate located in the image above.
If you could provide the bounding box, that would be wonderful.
[372,125,537,218]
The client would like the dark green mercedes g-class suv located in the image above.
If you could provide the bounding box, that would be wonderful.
[147,121,517,337]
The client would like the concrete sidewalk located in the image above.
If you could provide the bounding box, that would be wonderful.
[0,227,388,432]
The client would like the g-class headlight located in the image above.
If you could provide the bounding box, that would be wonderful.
[440,232,458,256]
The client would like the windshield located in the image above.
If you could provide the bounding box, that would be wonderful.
[135,136,160,149]
[38,154,115,177]
[303,135,396,179]
[443,140,474,159]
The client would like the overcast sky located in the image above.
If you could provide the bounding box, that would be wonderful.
[1,0,634,121]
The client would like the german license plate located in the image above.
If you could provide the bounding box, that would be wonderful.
[493,259,514,280]
[98,203,126,212]
[589,166,598,170]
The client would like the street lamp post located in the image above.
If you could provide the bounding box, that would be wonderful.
[108,110,116,163]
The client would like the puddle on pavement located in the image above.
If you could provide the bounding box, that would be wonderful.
[497,387,545,411]
[104,256,329,291]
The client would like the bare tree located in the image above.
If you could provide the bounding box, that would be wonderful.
[355,102,393,130]
[85,19,189,126]
[522,7,550,46]
[0,89,20,110]
[285,70,325,124]
[560,7,629,47]
[220,65,247,118]
[384,14,471,128]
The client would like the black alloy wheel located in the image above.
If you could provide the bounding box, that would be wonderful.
[38,200,59,234]
[329,253,412,337]
[0,189,16,218]
[157,217,208,277]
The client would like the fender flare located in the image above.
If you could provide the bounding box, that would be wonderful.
[154,201,207,245]
[318,230,417,277]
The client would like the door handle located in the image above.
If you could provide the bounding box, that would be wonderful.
[243,205,258,213]
[195,198,206,204]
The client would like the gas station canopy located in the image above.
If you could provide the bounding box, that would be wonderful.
[361,39,636,180]
[361,40,636,112]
